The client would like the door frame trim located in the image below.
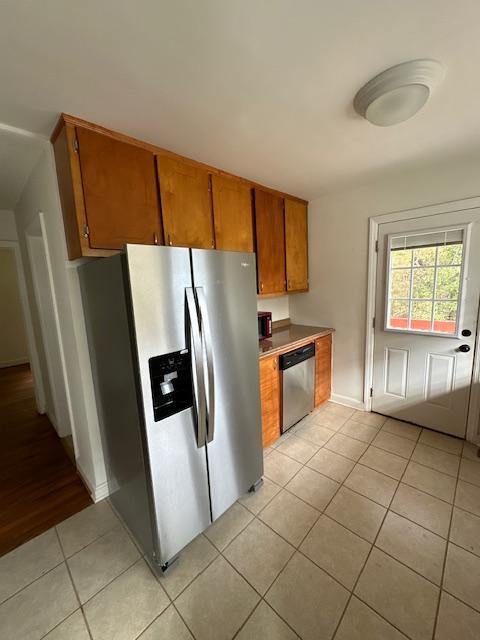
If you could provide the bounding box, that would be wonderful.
[365,195,480,444]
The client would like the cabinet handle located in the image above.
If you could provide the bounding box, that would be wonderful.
[153,232,158,245]
[273,359,277,370]
[260,282,264,292]
[167,234,173,246]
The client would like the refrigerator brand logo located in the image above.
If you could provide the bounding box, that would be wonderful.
[240,262,250,268]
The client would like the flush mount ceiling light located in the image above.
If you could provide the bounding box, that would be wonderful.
[354,59,444,126]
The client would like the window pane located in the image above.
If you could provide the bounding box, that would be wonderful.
[390,269,411,298]
[434,301,458,334]
[437,243,463,266]
[435,266,461,300]
[410,301,433,332]
[386,231,464,335]
[389,300,409,329]
[413,246,436,267]
[412,268,434,299]
[391,249,412,268]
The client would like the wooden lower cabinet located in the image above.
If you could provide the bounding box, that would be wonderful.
[259,355,281,448]
[315,334,332,407]
[259,334,332,448]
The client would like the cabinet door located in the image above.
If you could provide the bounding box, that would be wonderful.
[157,156,214,249]
[259,355,281,448]
[212,175,254,252]
[76,127,162,250]
[285,199,308,291]
[254,189,286,295]
[315,335,332,407]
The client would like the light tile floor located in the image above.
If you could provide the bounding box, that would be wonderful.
[2,402,480,639]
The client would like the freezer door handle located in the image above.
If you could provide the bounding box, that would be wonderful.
[196,287,216,443]
[186,288,207,447]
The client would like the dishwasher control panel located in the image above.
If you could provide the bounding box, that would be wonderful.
[280,343,315,370]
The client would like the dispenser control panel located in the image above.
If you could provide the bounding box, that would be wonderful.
[148,349,193,421]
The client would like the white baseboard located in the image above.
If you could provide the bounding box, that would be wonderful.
[331,393,366,411]
[0,357,29,368]
[76,460,110,503]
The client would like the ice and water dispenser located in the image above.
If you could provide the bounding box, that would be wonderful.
[148,350,193,421]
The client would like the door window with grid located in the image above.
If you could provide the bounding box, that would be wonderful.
[385,228,465,335]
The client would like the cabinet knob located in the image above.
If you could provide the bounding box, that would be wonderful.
[153,232,158,245]
[260,282,264,291]
[167,234,173,246]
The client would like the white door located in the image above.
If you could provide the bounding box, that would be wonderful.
[372,209,480,437]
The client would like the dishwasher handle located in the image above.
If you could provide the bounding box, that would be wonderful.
[279,343,315,370]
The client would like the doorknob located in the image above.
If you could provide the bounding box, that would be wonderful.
[458,344,471,353]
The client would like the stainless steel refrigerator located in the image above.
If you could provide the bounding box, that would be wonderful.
[79,244,263,571]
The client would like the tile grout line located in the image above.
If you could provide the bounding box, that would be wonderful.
[255,440,368,639]
[5,408,474,640]
[51,527,94,640]
[230,599,265,640]
[271,431,463,511]
[441,577,480,616]
[0,515,124,609]
[431,452,461,640]
[331,419,422,640]
[265,438,464,552]
[0,555,66,608]
[57,519,121,561]
[180,428,478,639]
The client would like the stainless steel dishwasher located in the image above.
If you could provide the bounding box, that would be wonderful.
[280,343,315,432]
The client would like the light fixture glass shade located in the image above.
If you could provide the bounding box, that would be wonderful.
[365,83,430,126]
[354,60,444,127]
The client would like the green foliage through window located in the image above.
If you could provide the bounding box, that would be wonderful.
[387,242,463,334]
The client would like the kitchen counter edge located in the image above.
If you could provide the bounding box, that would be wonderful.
[258,325,334,359]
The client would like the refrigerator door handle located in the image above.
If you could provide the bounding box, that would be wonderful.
[196,286,216,443]
[186,288,207,448]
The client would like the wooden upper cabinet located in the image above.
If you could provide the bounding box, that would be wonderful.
[52,114,308,263]
[157,156,214,249]
[259,355,281,448]
[315,334,332,407]
[285,199,308,292]
[254,189,286,295]
[212,175,254,252]
[76,127,162,250]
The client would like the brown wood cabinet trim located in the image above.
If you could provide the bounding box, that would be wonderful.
[65,123,91,257]
[51,114,308,206]
[315,334,332,407]
[259,354,281,448]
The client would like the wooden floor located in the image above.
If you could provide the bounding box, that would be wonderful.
[0,364,91,556]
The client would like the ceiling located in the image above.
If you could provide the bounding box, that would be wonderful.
[1,0,480,201]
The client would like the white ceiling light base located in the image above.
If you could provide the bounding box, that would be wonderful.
[354,59,444,126]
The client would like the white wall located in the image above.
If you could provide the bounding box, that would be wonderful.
[14,147,107,497]
[290,149,480,407]
[0,209,18,241]
[257,295,290,321]
[0,247,29,367]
